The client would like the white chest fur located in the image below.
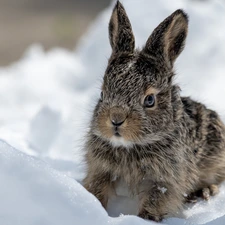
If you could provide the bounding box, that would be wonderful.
[107,178,139,217]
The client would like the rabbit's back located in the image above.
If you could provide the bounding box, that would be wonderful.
[182,97,225,187]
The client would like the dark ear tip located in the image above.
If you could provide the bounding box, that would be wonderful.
[115,0,124,11]
[116,0,120,7]
[173,9,189,23]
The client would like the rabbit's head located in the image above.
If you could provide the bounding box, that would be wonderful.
[91,1,188,148]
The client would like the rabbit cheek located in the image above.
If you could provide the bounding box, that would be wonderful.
[119,114,142,143]
[97,113,114,139]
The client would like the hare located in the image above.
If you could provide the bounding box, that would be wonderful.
[83,1,225,222]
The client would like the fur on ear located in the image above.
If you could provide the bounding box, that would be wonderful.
[143,9,188,67]
[109,1,135,54]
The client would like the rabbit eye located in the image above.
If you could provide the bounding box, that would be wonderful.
[144,94,155,108]
[100,91,103,101]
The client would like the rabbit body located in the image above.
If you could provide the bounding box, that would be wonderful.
[83,1,225,221]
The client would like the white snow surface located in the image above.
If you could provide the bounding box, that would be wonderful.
[0,0,225,224]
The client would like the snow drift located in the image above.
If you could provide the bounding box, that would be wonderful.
[0,0,225,224]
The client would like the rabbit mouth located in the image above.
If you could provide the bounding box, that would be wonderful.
[114,127,121,137]
[114,131,121,137]
[109,127,134,148]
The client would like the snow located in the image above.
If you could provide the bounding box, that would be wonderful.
[157,187,167,194]
[0,0,225,224]
[0,140,107,225]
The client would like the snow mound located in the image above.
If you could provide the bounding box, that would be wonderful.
[0,140,105,225]
[0,0,225,224]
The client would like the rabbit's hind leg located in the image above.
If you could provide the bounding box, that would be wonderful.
[186,184,219,203]
[201,184,219,200]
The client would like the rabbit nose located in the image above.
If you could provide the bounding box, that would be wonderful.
[111,119,124,127]
[109,107,126,127]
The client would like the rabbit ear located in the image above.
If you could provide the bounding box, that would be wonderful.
[109,1,135,53]
[143,9,188,66]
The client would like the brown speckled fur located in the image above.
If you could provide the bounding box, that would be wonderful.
[83,1,225,222]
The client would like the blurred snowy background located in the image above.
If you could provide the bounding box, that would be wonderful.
[0,0,225,224]
[0,0,110,65]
